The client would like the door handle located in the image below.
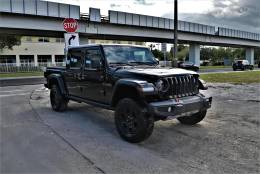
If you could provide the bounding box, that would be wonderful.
[74,73,83,80]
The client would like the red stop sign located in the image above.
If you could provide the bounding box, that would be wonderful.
[63,18,78,33]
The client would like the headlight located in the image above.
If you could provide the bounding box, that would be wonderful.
[139,83,155,93]
[155,79,169,93]
[199,79,208,90]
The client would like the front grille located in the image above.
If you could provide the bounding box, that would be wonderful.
[164,75,199,98]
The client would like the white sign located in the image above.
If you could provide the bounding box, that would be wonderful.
[161,43,167,53]
[64,33,79,48]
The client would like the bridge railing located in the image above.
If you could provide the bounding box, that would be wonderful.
[218,27,260,41]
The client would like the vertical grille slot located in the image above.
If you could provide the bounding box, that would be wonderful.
[164,75,199,98]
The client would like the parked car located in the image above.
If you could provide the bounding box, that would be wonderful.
[178,61,199,72]
[44,44,212,143]
[232,60,254,71]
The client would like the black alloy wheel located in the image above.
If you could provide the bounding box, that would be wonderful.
[50,84,68,112]
[115,98,154,143]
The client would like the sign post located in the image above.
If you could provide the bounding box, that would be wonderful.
[161,43,167,67]
[63,18,79,47]
[63,18,79,62]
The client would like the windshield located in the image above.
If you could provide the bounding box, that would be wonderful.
[103,45,157,66]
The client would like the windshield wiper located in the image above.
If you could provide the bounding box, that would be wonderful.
[129,61,157,66]
[109,62,133,66]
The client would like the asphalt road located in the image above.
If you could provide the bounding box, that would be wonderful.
[1,84,260,174]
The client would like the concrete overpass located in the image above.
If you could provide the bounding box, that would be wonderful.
[1,0,260,65]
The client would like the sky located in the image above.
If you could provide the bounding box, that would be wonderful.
[46,0,260,33]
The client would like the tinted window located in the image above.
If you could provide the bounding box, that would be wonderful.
[85,49,102,69]
[68,49,82,68]
[103,46,156,65]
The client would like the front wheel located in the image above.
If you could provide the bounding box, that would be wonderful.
[115,98,154,143]
[177,110,207,125]
[50,84,68,112]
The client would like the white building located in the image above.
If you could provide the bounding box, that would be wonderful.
[0,36,145,67]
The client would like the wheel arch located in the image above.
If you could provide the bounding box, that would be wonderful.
[47,74,67,96]
[111,79,145,107]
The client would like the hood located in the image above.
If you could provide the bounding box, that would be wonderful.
[128,68,197,76]
[112,67,198,80]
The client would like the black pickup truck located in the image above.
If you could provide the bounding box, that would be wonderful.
[44,44,212,143]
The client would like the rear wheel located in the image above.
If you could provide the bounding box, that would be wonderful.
[177,110,207,125]
[115,98,154,143]
[50,84,68,112]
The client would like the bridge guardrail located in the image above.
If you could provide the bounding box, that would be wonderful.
[108,10,216,35]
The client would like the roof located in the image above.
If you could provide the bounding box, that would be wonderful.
[68,44,148,49]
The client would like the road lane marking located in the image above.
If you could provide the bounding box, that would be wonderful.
[0,93,31,98]
[0,89,30,93]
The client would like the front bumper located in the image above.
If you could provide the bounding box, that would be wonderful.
[148,94,212,119]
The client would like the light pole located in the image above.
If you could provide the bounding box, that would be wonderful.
[173,0,178,67]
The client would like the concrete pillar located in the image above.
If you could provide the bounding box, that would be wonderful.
[34,54,38,67]
[246,48,254,65]
[189,44,200,66]
[16,55,20,67]
[51,55,56,66]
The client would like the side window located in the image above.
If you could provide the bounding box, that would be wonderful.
[85,49,102,70]
[133,51,146,62]
[68,49,82,69]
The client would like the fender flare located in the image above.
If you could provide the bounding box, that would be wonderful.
[111,79,146,107]
[47,74,67,95]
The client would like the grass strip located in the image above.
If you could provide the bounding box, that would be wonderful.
[200,71,260,84]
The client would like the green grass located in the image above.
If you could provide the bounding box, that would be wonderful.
[0,72,43,78]
[200,71,260,84]
[200,66,230,70]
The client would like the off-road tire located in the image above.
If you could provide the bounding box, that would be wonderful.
[177,110,207,125]
[115,98,154,143]
[50,84,68,112]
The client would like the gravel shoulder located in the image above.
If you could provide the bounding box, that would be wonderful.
[28,83,260,174]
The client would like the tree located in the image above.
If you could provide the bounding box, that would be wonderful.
[152,49,164,60]
[148,44,155,51]
[0,35,21,51]
[169,44,189,61]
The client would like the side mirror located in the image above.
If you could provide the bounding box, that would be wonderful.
[155,58,160,65]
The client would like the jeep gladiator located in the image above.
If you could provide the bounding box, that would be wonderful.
[44,44,212,143]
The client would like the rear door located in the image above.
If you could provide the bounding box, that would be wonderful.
[64,49,83,97]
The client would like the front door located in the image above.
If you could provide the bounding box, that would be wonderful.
[81,47,106,103]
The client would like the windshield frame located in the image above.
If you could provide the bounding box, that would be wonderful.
[102,45,157,67]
